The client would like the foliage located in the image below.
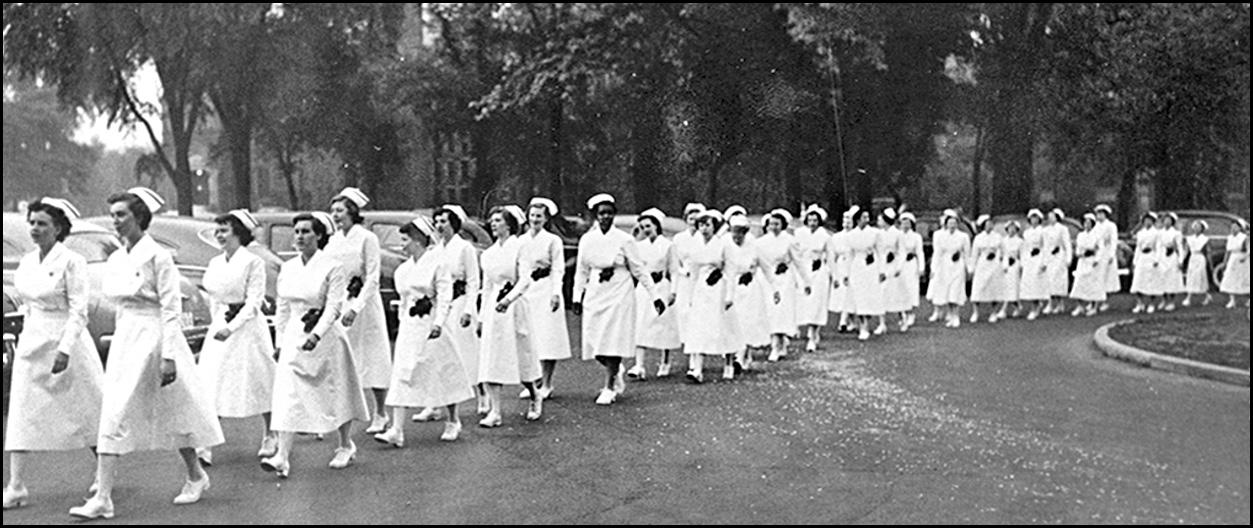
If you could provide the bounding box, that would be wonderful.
[2,76,101,207]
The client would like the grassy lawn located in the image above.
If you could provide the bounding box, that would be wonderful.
[1108,311,1251,371]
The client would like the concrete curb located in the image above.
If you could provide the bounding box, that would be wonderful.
[1094,319,1250,387]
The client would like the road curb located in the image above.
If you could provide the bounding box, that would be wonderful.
[1094,319,1250,387]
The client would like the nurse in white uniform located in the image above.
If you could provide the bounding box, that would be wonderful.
[572,194,665,406]
[682,210,738,383]
[1181,220,1213,307]
[261,212,370,479]
[968,215,1005,323]
[1130,213,1162,313]
[1069,214,1107,316]
[847,209,885,340]
[515,198,572,398]
[876,208,908,333]
[757,210,800,361]
[629,208,681,380]
[374,216,472,447]
[414,205,484,421]
[1157,212,1186,311]
[4,199,104,512]
[997,221,1026,319]
[828,208,857,332]
[1093,204,1121,310]
[726,214,772,371]
[1019,210,1051,320]
[929,209,972,328]
[794,205,830,352]
[196,210,278,466]
[672,203,706,349]
[1043,209,1073,316]
[1219,221,1250,309]
[71,188,224,519]
[897,212,926,330]
[324,188,392,435]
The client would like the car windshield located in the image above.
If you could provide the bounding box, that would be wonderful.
[65,232,121,263]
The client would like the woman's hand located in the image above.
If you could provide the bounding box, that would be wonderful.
[460,313,472,328]
[159,358,177,387]
[551,295,561,312]
[301,334,320,351]
[340,309,357,327]
[51,352,70,375]
[667,293,676,306]
[773,291,782,304]
[428,325,443,340]
[804,286,812,295]
[724,301,734,311]
[495,299,510,313]
[213,328,233,342]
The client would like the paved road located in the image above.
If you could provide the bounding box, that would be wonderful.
[3,295,1249,524]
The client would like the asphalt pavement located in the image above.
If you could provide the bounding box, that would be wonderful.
[2,295,1248,524]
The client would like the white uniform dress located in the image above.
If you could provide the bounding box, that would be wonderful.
[671,230,700,344]
[517,229,573,360]
[574,227,659,359]
[324,224,391,389]
[793,227,830,326]
[1131,228,1162,296]
[848,226,886,316]
[827,230,854,313]
[756,231,799,335]
[1095,219,1121,293]
[634,235,681,350]
[898,231,925,309]
[1044,223,1073,297]
[1157,227,1186,294]
[727,238,772,348]
[198,248,276,418]
[1019,227,1050,301]
[97,235,223,454]
[1219,233,1250,295]
[1183,235,1210,294]
[385,251,474,409]
[970,231,1006,303]
[478,236,541,384]
[1001,236,1024,302]
[271,251,369,434]
[6,243,104,451]
[438,235,482,384]
[928,228,971,306]
[878,226,910,313]
[684,234,737,355]
[1070,231,1107,302]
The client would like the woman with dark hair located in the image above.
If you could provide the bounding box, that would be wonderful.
[1130,213,1163,313]
[1157,212,1186,311]
[325,187,392,436]
[683,209,738,383]
[373,216,471,446]
[71,188,223,519]
[671,203,706,355]
[629,207,680,380]
[1069,214,1106,316]
[195,210,277,467]
[793,205,829,352]
[896,212,926,330]
[1093,204,1120,310]
[928,210,971,329]
[414,204,484,422]
[997,221,1026,319]
[876,207,907,334]
[261,212,369,478]
[828,208,856,332]
[1181,220,1213,307]
[847,209,885,340]
[757,209,799,361]
[1018,209,1051,320]
[1218,221,1250,309]
[5,199,104,511]
[477,205,543,426]
[1042,209,1073,316]
[514,198,572,398]
[968,215,1005,324]
[572,194,664,406]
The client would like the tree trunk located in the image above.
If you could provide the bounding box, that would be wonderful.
[630,102,662,210]
[213,92,255,211]
[988,113,1033,214]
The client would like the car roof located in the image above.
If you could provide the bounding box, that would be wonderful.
[4,212,114,262]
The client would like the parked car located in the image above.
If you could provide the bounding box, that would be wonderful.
[251,209,490,336]
[3,213,212,364]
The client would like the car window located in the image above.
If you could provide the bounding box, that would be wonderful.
[64,232,120,263]
[270,224,295,255]
[371,223,405,253]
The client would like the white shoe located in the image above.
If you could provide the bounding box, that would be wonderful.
[994,310,1007,321]
[656,363,672,378]
[172,473,210,505]
[858,329,870,341]
[928,311,942,323]
[196,448,213,467]
[373,427,404,448]
[440,422,462,441]
[1202,295,1212,306]
[518,388,531,400]
[526,396,543,421]
[1099,303,1110,312]
[873,323,886,336]
[805,341,817,353]
[767,351,781,363]
[626,365,647,380]
[1164,303,1175,312]
[1132,304,1144,314]
[1227,298,1237,309]
[260,456,290,479]
[1012,306,1024,318]
[594,389,617,406]
[988,312,1000,323]
[969,313,979,324]
[328,441,357,469]
[3,486,29,510]
[1071,307,1085,317]
[411,407,446,423]
[478,412,502,428]
[722,366,735,380]
[685,369,704,384]
[1181,298,1192,307]
[537,386,554,401]
[69,496,115,520]
[1146,305,1155,314]
[1085,307,1097,317]
[365,415,389,434]
[258,435,279,458]
[1026,310,1039,321]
